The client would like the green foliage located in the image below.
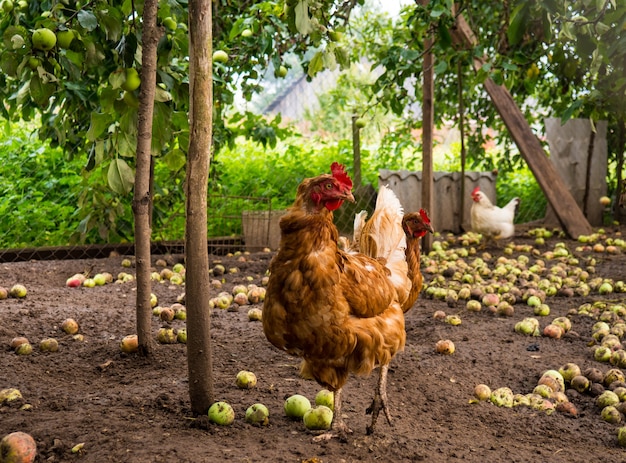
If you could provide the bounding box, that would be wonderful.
[0,121,83,247]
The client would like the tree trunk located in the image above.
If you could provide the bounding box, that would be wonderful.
[352,114,362,189]
[421,34,434,252]
[186,0,214,415]
[615,117,625,222]
[133,0,160,356]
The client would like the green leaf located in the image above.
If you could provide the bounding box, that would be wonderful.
[29,74,56,107]
[507,3,527,46]
[308,51,324,78]
[561,100,583,124]
[162,149,186,171]
[107,158,135,195]
[86,112,111,142]
[434,60,448,75]
[77,10,98,31]
[295,0,311,35]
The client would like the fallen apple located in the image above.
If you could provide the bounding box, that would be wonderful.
[596,390,620,409]
[247,308,262,321]
[176,329,187,343]
[542,324,563,339]
[601,405,622,423]
[558,363,581,383]
[284,394,311,419]
[303,405,333,430]
[93,273,107,286]
[541,370,565,392]
[66,274,85,287]
[0,388,23,404]
[159,307,175,322]
[245,403,270,426]
[10,337,29,350]
[570,375,590,393]
[0,287,7,299]
[61,318,79,335]
[9,284,27,298]
[315,389,334,410]
[235,370,257,389]
[119,335,139,353]
[618,426,626,447]
[473,384,491,401]
[490,387,514,407]
[39,338,59,352]
[15,343,32,355]
[156,328,177,344]
[435,339,455,354]
[0,431,36,463]
[208,401,235,425]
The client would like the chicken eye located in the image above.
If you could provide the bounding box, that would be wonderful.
[325,183,334,190]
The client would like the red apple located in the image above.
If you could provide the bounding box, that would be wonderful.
[0,431,36,463]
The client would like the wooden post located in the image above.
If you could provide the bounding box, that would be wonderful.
[352,115,362,189]
[451,14,593,238]
[421,35,434,251]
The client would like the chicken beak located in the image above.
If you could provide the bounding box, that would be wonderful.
[343,191,356,203]
[427,223,434,234]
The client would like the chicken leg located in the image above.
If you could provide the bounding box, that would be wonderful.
[312,388,353,442]
[365,364,393,434]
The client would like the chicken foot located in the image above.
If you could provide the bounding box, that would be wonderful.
[365,364,393,435]
[312,388,353,442]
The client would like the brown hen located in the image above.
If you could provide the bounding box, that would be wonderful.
[262,164,408,439]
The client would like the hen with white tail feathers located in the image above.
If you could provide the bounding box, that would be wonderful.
[353,185,411,309]
[470,186,520,245]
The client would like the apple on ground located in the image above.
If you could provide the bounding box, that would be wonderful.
[208,401,235,426]
[0,287,8,299]
[61,318,79,335]
[10,337,29,350]
[284,394,311,419]
[303,405,333,430]
[120,334,139,353]
[245,403,270,426]
[0,431,37,463]
[39,338,59,352]
[314,389,334,410]
[235,370,257,389]
[9,284,27,298]
[15,343,33,355]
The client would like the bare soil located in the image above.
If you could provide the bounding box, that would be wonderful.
[2,228,626,463]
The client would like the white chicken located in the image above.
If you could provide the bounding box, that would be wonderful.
[470,186,520,247]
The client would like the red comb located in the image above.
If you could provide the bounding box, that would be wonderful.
[330,162,353,190]
[471,186,480,195]
[419,208,431,224]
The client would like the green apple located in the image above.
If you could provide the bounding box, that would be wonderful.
[39,338,59,352]
[245,403,269,426]
[1,0,14,12]
[355,118,366,128]
[235,370,257,389]
[208,401,235,426]
[56,30,75,49]
[122,68,140,91]
[9,284,27,298]
[284,394,311,419]
[303,405,333,430]
[163,17,177,31]
[314,389,334,410]
[32,28,56,51]
[275,65,288,78]
[241,29,253,38]
[212,50,228,64]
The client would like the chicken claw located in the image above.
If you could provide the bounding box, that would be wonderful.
[366,365,393,434]
[312,388,352,442]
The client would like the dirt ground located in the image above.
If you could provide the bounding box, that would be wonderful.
[2,226,626,463]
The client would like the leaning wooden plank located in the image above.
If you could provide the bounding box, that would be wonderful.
[451,14,593,238]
